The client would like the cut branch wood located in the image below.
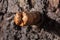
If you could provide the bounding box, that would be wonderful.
[14,11,42,26]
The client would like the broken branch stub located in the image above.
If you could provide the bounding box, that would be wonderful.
[14,11,42,27]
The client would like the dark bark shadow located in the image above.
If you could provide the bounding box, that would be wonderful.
[40,14,60,36]
[14,23,21,30]
[0,12,4,15]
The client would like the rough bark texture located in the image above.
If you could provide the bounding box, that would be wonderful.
[0,0,60,40]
